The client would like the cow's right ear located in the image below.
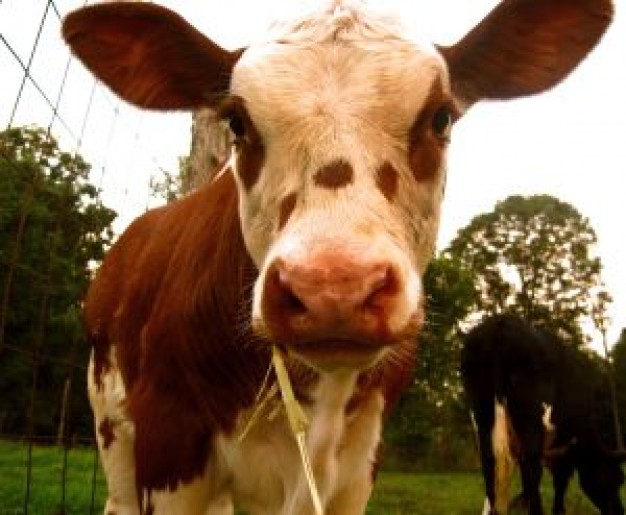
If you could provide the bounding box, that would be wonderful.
[62,3,243,110]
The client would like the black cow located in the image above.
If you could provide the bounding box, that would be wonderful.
[461,314,625,515]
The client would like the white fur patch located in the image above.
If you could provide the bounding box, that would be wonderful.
[542,402,555,433]
[482,497,492,515]
[92,349,384,513]
[492,399,513,515]
[218,371,384,513]
[88,349,139,514]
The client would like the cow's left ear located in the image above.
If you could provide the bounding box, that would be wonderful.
[62,3,243,110]
[439,0,613,110]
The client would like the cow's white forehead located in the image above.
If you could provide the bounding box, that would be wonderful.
[252,0,438,57]
[231,0,446,141]
[266,1,417,45]
[232,46,444,181]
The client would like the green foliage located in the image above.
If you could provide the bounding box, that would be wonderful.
[418,256,478,400]
[385,256,478,469]
[149,167,183,203]
[611,328,626,447]
[447,194,608,345]
[0,126,116,438]
[149,155,190,202]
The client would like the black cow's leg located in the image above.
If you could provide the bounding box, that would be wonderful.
[550,456,574,515]
[519,453,545,515]
[478,425,498,514]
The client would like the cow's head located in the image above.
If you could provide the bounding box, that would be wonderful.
[63,0,612,372]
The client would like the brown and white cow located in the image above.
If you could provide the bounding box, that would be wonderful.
[63,1,612,513]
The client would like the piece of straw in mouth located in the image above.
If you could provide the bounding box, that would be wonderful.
[272,345,324,515]
[238,361,278,443]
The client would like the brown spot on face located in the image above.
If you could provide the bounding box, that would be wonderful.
[99,417,116,450]
[408,79,454,182]
[237,139,265,190]
[376,161,399,201]
[314,159,354,189]
[408,134,442,183]
[278,192,298,230]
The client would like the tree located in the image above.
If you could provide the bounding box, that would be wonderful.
[149,162,186,203]
[384,255,478,469]
[447,194,609,346]
[0,126,116,438]
[611,328,626,449]
[416,255,478,403]
[150,109,231,203]
[186,108,231,190]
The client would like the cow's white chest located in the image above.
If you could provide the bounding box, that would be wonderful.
[216,371,384,514]
[91,348,384,514]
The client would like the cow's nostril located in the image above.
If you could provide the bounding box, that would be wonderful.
[363,267,396,310]
[281,285,307,314]
[267,262,308,316]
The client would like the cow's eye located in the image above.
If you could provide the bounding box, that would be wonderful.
[217,97,250,143]
[227,112,246,140]
[432,106,453,140]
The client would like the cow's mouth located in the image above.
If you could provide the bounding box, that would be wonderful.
[286,338,387,372]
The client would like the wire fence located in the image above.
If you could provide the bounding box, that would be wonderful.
[0,1,191,513]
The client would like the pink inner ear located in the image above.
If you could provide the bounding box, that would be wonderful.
[441,0,613,106]
[62,3,242,110]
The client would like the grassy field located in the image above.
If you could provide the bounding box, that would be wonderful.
[367,471,608,514]
[0,440,621,514]
[0,440,106,514]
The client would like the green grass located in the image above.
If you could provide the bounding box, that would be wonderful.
[1,440,623,514]
[367,470,613,514]
[368,471,485,514]
[0,440,106,514]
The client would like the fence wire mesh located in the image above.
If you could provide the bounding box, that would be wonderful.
[0,1,191,513]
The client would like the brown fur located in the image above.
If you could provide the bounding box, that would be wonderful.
[99,417,116,450]
[408,79,452,183]
[440,0,614,106]
[376,161,399,201]
[313,159,355,189]
[278,192,298,230]
[62,3,243,110]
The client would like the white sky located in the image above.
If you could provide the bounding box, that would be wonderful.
[1,0,624,347]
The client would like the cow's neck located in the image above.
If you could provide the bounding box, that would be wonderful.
[307,370,360,469]
[221,369,383,514]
